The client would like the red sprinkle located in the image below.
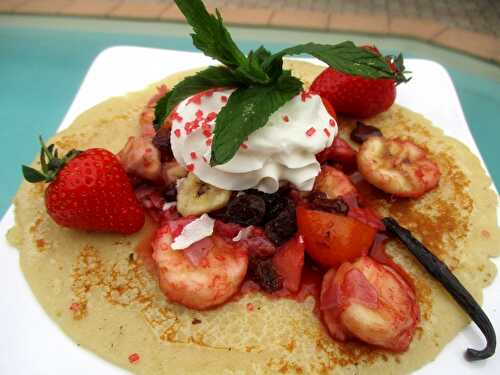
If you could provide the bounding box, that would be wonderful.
[221,95,228,103]
[190,152,197,160]
[282,115,289,123]
[174,129,181,138]
[240,143,248,150]
[329,118,336,127]
[203,130,212,138]
[186,163,195,172]
[323,128,331,137]
[206,111,217,122]
[169,111,183,123]
[306,127,316,137]
[128,353,140,364]
[195,109,204,119]
[206,138,212,146]
[69,302,80,312]
[202,156,208,163]
[187,88,220,105]
[246,303,254,312]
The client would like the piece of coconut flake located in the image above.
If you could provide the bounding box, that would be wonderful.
[233,226,254,242]
[162,201,177,211]
[171,214,215,250]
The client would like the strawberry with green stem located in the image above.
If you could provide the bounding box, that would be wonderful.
[310,47,410,118]
[23,137,145,234]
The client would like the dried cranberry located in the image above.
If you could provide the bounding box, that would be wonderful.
[248,256,282,292]
[309,192,349,215]
[265,200,297,246]
[350,121,383,144]
[162,183,177,202]
[244,235,277,257]
[152,127,173,161]
[225,194,266,226]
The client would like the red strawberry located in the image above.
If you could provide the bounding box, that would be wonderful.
[22,139,145,234]
[310,48,409,118]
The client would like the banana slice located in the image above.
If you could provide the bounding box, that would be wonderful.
[177,173,231,216]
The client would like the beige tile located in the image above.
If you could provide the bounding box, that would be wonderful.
[110,1,169,20]
[329,13,388,34]
[160,3,220,22]
[0,0,29,12]
[217,7,272,26]
[159,3,186,22]
[433,27,500,61]
[59,0,121,17]
[269,9,329,30]
[14,0,74,14]
[389,17,447,41]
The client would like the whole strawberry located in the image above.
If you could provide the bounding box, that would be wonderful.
[22,138,145,234]
[311,48,409,118]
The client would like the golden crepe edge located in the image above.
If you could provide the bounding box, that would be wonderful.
[7,60,500,375]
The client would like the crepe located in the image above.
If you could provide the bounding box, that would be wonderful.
[7,60,500,374]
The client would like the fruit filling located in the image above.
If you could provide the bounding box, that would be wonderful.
[105,82,446,351]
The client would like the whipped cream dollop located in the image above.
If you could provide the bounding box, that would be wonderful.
[170,89,337,193]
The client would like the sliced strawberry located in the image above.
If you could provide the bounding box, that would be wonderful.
[296,206,376,267]
[316,136,357,167]
[314,166,357,199]
[273,235,305,293]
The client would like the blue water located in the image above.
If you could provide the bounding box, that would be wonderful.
[1,16,499,216]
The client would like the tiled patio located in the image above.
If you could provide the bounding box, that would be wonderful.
[1,0,499,64]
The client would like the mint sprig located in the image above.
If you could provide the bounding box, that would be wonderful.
[154,0,409,166]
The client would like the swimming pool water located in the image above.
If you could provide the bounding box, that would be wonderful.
[1,15,499,216]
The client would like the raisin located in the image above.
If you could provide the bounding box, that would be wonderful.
[247,187,292,223]
[162,183,177,202]
[265,200,297,245]
[152,127,173,161]
[309,193,349,215]
[225,194,266,226]
[350,121,383,144]
[248,256,282,292]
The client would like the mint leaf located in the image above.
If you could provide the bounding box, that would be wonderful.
[174,0,244,68]
[264,41,396,79]
[210,71,303,166]
[174,0,268,84]
[154,66,242,130]
[22,165,46,183]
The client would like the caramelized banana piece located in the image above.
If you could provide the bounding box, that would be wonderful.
[357,137,441,198]
[177,173,231,216]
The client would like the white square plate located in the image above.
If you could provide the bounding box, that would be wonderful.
[0,46,498,374]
